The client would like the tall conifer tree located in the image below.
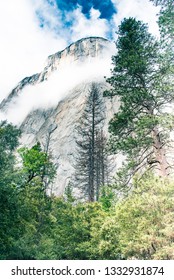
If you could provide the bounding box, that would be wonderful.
[105,18,174,187]
[74,83,109,201]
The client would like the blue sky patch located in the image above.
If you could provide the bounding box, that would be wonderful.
[54,0,117,19]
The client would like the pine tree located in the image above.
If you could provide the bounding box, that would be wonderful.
[105,18,174,188]
[74,83,109,201]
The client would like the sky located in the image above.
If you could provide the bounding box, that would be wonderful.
[0,0,160,123]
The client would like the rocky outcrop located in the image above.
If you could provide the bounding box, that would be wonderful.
[0,37,119,195]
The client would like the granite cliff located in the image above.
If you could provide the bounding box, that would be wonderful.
[0,37,119,195]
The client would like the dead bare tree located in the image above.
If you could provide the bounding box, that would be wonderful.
[74,83,111,202]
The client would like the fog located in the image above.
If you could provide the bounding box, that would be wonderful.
[0,47,115,125]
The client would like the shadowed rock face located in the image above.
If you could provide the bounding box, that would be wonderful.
[0,37,119,195]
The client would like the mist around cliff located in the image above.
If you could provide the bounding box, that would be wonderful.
[0,0,159,104]
[0,48,115,125]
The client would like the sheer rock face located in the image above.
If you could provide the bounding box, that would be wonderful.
[0,37,120,195]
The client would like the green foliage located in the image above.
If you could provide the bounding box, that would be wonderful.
[0,128,57,259]
[89,174,174,260]
[1,9,174,260]
[0,121,21,185]
[99,186,116,212]
[151,0,174,41]
[116,175,174,259]
[105,17,174,185]
[0,121,21,259]
[10,143,56,259]
[105,18,159,143]
[1,127,174,260]
[0,121,21,151]
[64,181,75,203]
[50,199,107,259]
[18,142,56,188]
[150,0,174,107]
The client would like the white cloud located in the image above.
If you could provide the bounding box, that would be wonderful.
[1,47,115,125]
[111,0,160,37]
[0,0,160,121]
[70,7,110,41]
[0,1,111,104]
[0,0,67,102]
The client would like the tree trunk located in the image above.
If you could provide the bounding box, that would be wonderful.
[152,127,169,176]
